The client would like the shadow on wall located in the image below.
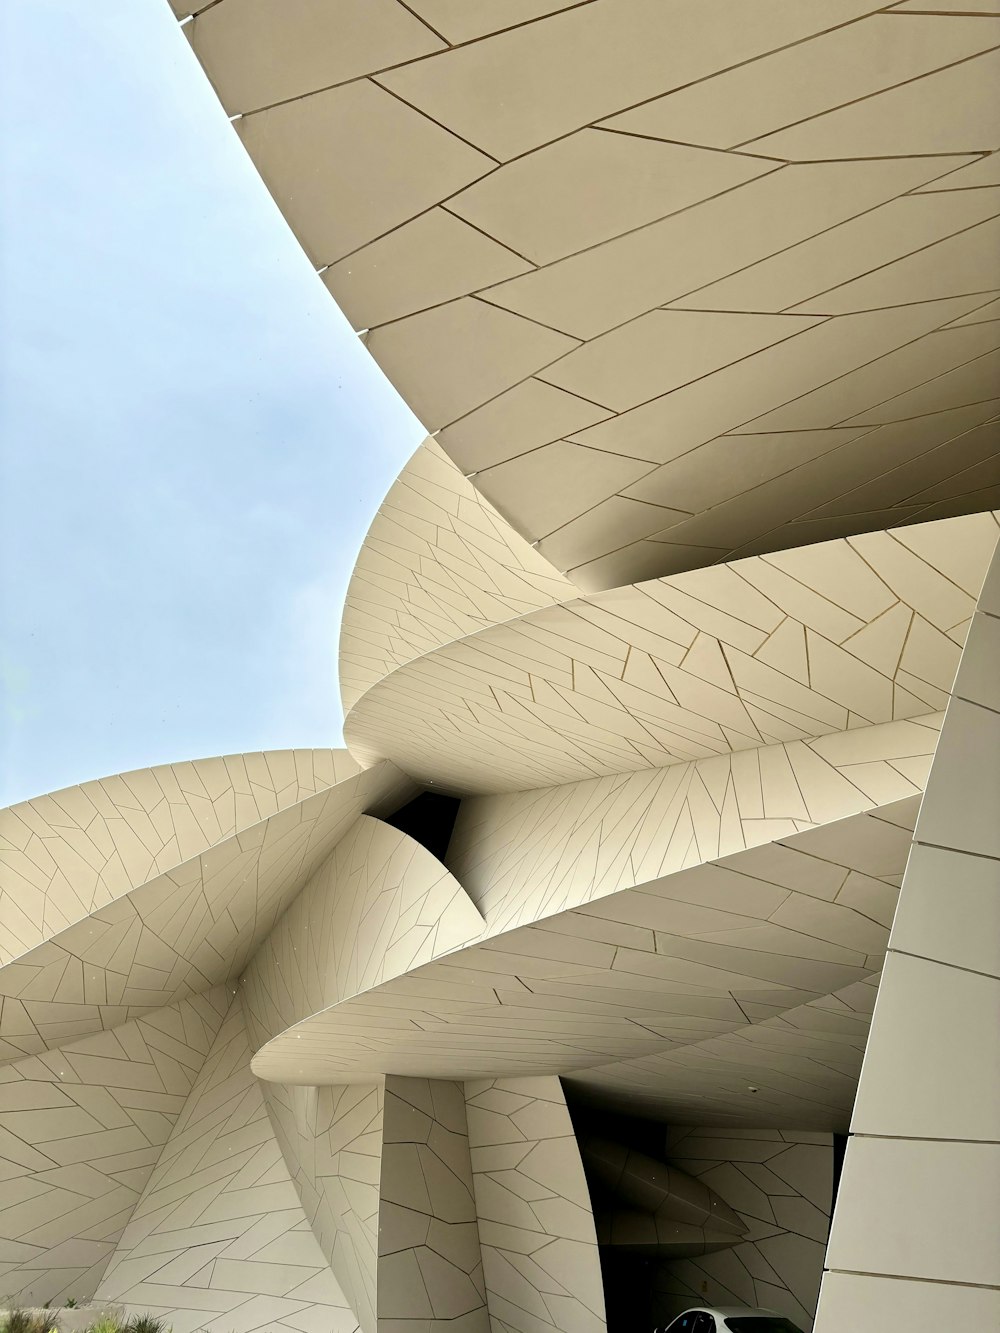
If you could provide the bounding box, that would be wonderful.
[567,1103,834,1333]
[578,1133,748,1256]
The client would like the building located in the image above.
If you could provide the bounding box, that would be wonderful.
[2,3,998,1330]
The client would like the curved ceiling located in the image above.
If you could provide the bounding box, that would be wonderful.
[0,749,359,964]
[174,0,1000,587]
[339,438,575,713]
[0,754,415,1060]
[248,803,915,1130]
[342,510,998,791]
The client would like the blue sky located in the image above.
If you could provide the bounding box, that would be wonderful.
[0,1,424,805]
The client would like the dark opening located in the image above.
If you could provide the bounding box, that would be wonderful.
[383,790,461,863]
[831,1131,849,1214]
[565,1098,701,1333]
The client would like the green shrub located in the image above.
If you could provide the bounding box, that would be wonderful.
[126,1318,165,1333]
[85,1318,122,1333]
[3,1313,57,1333]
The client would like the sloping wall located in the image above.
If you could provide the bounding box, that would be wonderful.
[379,1076,489,1333]
[815,539,1000,1327]
[0,987,230,1305]
[0,750,355,966]
[254,1078,383,1333]
[242,814,484,1061]
[95,998,356,1333]
[447,719,939,931]
[0,757,410,1063]
[465,1076,606,1333]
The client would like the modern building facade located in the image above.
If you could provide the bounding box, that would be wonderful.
[2,3,998,1330]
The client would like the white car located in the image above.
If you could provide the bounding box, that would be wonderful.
[660,1308,806,1333]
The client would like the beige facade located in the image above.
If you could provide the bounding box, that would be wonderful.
[813,547,1000,1329]
[2,3,998,1330]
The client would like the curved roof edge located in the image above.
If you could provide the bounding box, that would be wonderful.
[339,437,575,712]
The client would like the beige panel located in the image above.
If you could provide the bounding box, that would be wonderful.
[0,760,413,1060]
[451,767,916,942]
[824,1138,1000,1285]
[240,815,484,1049]
[437,377,612,475]
[365,297,578,431]
[237,81,493,266]
[167,1,1000,584]
[465,1075,606,1333]
[324,209,532,331]
[449,132,773,265]
[621,428,874,514]
[572,975,883,1130]
[670,187,1000,314]
[737,318,1000,432]
[814,536,1000,1328]
[378,0,884,161]
[794,215,1000,315]
[188,0,445,114]
[785,408,1000,524]
[249,806,913,1110]
[537,496,692,573]
[915,148,1000,190]
[538,310,822,414]
[815,1271,1000,1332]
[849,952,1000,1140]
[0,988,230,1307]
[914,696,1000,857]
[575,297,989,461]
[486,158,954,341]
[605,13,1000,148]
[402,0,590,44]
[0,749,358,967]
[379,1077,489,1332]
[257,1079,384,1333]
[746,47,1000,158]
[342,516,991,793]
[947,293,1000,325]
[889,843,1000,976]
[471,441,652,538]
[837,345,1000,426]
[894,0,1000,10]
[95,999,357,1333]
[560,539,730,593]
[339,439,574,712]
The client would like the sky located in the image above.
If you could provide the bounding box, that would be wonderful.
[0,0,425,806]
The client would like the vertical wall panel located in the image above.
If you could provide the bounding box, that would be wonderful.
[814,540,1000,1329]
[378,1076,490,1333]
[257,1077,383,1333]
[465,1076,606,1333]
